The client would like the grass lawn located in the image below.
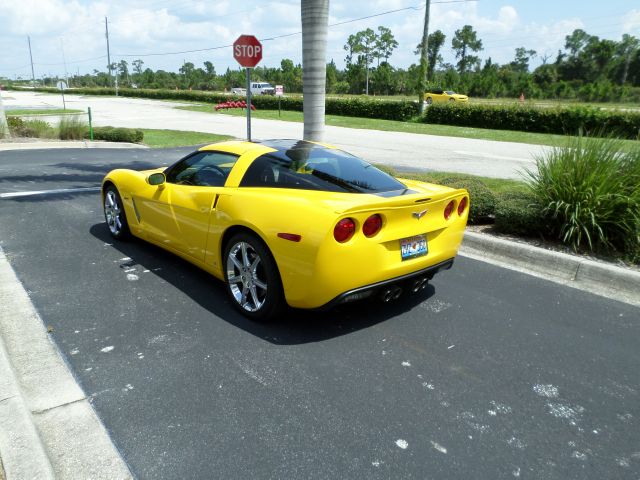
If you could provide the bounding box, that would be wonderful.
[6,108,84,115]
[140,129,233,148]
[375,165,527,194]
[175,104,638,150]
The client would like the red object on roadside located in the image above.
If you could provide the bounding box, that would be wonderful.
[213,101,257,111]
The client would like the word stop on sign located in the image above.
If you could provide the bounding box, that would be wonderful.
[234,45,262,57]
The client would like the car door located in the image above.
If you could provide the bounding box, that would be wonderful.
[137,151,239,262]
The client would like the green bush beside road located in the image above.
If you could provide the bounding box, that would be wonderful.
[526,135,640,260]
[4,115,144,143]
[24,87,640,138]
[90,126,144,143]
[421,103,640,139]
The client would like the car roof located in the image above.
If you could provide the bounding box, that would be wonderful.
[198,139,336,155]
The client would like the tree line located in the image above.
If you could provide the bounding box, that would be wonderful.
[16,26,640,102]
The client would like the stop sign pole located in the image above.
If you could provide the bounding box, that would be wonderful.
[233,35,263,141]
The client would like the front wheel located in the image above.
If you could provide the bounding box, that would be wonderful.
[224,233,285,322]
[103,185,131,240]
[426,97,433,105]
[449,98,455,102]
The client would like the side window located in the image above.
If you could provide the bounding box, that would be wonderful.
[165,152,239,187]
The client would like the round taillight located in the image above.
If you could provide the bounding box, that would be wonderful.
[363,214,383,237]
[444,200,455,220]
[458,196,468,216]
[334,218,356,242]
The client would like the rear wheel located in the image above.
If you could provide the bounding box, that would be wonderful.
[103,185,131,240]
[224,233,285,322]
[426,97,433,105]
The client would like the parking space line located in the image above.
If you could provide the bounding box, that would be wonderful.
[0,186,101,199]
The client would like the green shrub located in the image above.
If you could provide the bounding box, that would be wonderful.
[7,116,25,135]
[7,116,56,138]
[24,119,56,138]
[420,103,640,139]
[440,178,497,224]
[525,134,640,254]
[58,116,87,140]
[494,190,546,236]
[89,126,144,143]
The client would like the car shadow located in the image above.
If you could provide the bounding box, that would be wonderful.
[89,223,437,346]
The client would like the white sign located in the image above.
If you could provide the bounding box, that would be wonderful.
[275,85,284,96]
[56,81,67,91]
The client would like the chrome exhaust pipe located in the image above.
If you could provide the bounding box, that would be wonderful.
[410,277,428,294]
[381,286,403,302]
[381,288,394,303]
[392,286,403,300]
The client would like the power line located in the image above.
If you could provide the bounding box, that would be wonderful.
[116,1,478,58]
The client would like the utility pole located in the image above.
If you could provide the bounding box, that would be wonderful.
[418,0,431,114]
[105,17,117,96]
[28,36,36,88]
[60,37,69,87]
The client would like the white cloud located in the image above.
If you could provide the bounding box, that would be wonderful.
[0,0,633,78]
[622,9,640,34]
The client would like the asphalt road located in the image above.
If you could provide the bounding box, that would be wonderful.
[0,148,639,479]
[3,90,547,179]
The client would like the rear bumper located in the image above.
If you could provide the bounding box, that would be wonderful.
[316,258,454,310]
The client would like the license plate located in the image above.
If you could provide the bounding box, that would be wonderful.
[400,235,428,260]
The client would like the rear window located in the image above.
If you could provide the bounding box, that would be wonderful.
[240,147,407,194]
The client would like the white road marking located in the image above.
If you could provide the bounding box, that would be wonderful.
[430,441,447,454]
[0,186,101,199]
[395,439,409,449]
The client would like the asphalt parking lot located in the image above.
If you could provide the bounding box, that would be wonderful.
[1,148,639,479]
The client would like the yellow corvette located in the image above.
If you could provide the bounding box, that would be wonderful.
[424,89,469,104]
[102,140,468,321]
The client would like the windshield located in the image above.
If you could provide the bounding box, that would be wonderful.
[240,144,407,194]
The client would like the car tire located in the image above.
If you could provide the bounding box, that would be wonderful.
[103,185,131,240]
[426,97,432,105]
[449,98,455,102]
[224,232,286,322]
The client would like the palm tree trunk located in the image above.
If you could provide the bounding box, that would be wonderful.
[301,0,329,142]
[0,90,9,139]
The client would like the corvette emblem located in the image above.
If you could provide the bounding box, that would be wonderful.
[412,209,428,220]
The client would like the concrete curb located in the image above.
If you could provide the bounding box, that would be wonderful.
[460,231,640,307]
[0,141,148,151]
[0,248,132,479]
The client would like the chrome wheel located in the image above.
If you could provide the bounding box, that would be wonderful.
[104,190,123,236]
[226,241,268,312]
[103,186,130,239]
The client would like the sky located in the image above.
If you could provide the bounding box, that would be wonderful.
[1,0,639,80]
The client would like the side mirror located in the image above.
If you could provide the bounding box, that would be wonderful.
[147,172,166,186]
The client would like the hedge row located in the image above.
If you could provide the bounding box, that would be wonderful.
[89,126,144,143]
[420,103,640,139]
[29,87,640,138]
[31,87,420,121]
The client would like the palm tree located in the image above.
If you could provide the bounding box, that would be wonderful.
[301,0,329,142]
[0,90,9,139]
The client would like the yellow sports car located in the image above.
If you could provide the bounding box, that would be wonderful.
[424,89,469,104]
[102,140,469,321]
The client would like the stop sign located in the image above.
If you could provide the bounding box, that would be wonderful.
[233,35,263,68]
